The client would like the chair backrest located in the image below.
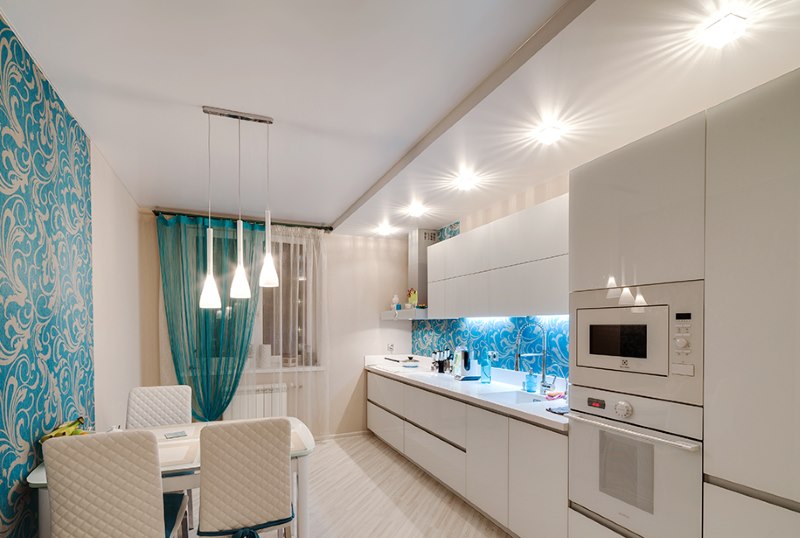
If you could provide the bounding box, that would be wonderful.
[43,430,166,538]
[199,418,293,533]
[127,385,192,429]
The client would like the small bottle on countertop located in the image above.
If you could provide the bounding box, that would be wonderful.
[480,351,492,384]
[523,369,538,392]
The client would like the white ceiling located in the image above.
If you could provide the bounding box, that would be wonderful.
[335,0,800,235]
[0,0,568,226]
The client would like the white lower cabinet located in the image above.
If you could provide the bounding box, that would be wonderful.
[367,372,404,414]
[466,407,509,526]
[509,419,568,538]
[403,385,466,448]
[404,422,466,496]
[703,484,800,538]
[366,402,404,453]
[568,509,621,538]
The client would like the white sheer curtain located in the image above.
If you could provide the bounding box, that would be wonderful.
[233,225,330,438]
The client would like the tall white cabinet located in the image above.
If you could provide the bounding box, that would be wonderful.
[704,69,800,509]
[569,113,706,291]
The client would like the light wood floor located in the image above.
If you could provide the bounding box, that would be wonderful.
[189,433,510,538]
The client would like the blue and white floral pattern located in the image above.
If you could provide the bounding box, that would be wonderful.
[412,316,570,380]
[437,221,460,241]
[0,16,94,537]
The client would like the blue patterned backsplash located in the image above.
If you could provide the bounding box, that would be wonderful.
[0,16,94,537]
[412,316,570,380]
[437,221,460,241]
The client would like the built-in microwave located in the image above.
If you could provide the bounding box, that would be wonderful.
[569,280,704,406]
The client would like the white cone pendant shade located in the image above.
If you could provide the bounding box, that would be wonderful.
[230,219,251,298]
[199,228,222,309]
[259,210,279,288]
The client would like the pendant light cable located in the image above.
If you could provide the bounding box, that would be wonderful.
[238,119,242,221]
[208,114,212,227]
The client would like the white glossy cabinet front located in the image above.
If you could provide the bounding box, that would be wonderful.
[569,113,705,291]
[403,385,466,448]
[488,255,568,316]
[367,402,404,453]
[703,484,800,538]
[509,419,568,538]
[704,69,800,503]
[367,373,404,415]
[404,422,466,496]
[466,407,509,526]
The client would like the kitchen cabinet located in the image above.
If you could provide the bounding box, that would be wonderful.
[704,68,800,504]
[704,484,800,538]
[466,406,509,526]
[366,372,404,415]
[367,402,404,453]
[403,422,466,496]
[403,385,466,448]
[509,419,568,538]
[568,509,622,538]
[427,194,569,318]
[569,113,705,292]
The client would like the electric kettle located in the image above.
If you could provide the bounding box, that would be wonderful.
[452,346,480,381]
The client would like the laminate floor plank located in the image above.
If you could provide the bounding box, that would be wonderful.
[190,433,510,538]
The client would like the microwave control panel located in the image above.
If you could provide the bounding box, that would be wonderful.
[672,312,695,376]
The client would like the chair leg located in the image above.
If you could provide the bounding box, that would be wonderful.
[186,489,194,530]
[283,524,292,538]
[180,511,189,538]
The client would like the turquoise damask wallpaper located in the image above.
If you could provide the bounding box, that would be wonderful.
[0,17,94,537]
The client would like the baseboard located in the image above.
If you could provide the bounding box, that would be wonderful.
[315,430,370,442]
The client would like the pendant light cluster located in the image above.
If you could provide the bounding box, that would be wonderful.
[199,106,279,309]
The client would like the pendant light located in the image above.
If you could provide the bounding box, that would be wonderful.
[230,119,252,298]
[259,121,279,288]
[199,115,222,309]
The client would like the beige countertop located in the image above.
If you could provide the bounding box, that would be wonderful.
[365,360,568,433]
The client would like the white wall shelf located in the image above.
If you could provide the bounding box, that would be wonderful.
[379,309,428,321]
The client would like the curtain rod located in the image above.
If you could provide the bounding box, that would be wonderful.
[152,208,333,232]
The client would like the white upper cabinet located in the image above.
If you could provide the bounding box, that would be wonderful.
[426,194,569,318]
[569,113,706,291]
[704,68,800,504]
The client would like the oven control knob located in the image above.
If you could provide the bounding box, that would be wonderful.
[614,401,634,418]
[674,337,689,349]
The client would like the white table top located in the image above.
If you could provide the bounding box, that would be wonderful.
[27,416,315,489]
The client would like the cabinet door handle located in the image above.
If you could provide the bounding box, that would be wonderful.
[565,413,701,452]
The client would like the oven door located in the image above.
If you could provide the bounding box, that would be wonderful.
[576,305,669,376]
[567,411,702,538]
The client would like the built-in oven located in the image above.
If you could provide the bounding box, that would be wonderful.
[569,280,704,405]
[567,386,703,538]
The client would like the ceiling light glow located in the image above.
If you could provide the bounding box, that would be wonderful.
[532,122,566,145]
[407,201,427,217]
[453,169,479,191]
[703,12,747,48]
[376,222,396,236]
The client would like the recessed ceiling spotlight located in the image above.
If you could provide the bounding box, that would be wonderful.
[375,222,396,236]
[532,122,566,145]
[406,201,427,217]
[453,168,479,191]
[703,12,748,48]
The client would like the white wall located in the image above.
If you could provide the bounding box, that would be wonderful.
[91,143,143,431]
[324,234,412,435]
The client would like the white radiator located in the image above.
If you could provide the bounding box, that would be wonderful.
[224,383,288,420]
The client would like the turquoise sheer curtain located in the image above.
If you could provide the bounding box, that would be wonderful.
[156,214,264,421]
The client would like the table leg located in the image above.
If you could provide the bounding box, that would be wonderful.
[38,488,51,538]
[296,455,310,538]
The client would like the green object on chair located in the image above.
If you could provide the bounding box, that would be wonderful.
[157,214,264,421]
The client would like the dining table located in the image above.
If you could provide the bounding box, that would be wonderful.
[27,416,316,538]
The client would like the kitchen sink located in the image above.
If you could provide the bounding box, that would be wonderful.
[481,390,547,405]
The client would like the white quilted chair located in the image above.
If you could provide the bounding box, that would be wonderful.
[126,385,193,429]
[43,430,189,538]
[198,418,294,538]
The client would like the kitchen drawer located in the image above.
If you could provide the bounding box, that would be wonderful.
[466,406,509,526]
[703,484,800,538]
[403,384,466,448]
[569,509,622,538]
[404,422,466,496]
[367,373,405,415]
[367,402,404,453]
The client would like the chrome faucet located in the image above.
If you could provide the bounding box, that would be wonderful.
[513,320,552,393]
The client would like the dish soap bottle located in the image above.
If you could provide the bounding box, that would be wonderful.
[523,369,538,393]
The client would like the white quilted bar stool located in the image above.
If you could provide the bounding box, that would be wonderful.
[126,385,193,429]
[42,430,189,538]
[198,418,294,538]
[127,384,196,528]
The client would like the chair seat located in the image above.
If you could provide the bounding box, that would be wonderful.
[163,493,188,538]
